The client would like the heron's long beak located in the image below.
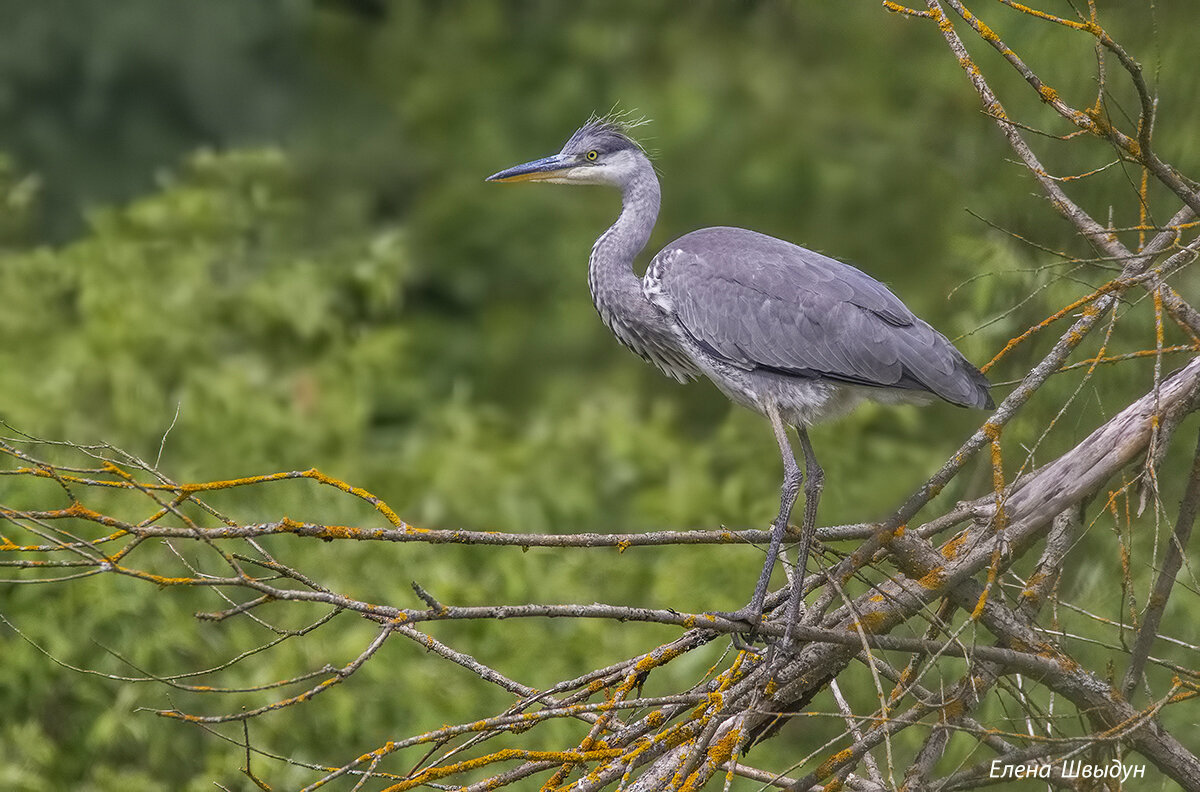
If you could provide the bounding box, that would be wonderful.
[486,153,574,183]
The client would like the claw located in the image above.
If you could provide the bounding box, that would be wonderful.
[707,604,767,652]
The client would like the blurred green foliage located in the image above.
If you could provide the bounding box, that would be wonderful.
[1,1,1198,789]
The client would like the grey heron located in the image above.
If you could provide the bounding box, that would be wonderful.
[487,116,994,632]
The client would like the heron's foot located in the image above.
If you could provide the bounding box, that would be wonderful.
[709,604,762,630]
[706,604,768,651]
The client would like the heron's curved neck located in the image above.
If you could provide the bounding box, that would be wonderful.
[588,160,661,319]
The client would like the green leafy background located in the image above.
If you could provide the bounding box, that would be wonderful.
[1,1,1197,789]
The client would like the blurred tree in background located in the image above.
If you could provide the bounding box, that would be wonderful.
[1,1,1198,790]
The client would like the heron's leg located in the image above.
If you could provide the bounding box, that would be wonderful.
[783,427,824,645]
[715,404,801,634]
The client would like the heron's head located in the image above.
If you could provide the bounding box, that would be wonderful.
[486,116,649,189]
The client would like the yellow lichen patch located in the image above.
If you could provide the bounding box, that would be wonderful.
[378,748,623,792]
[305,468,406,527]
[971,573,998,620]
[645,710,666,728]
[1052,652,1081,673]
[940,532,968,560]
[616,539,631,554]
[855,609,889,634]
[881,2,931,21]
[917,567,946,590]
[930,3,952,32]
[1168,689,1198,705]
[633,645,683,674]
[815,748,855,779]
[705,726,743,769]
[974,18,1002,46]
[1082,106,1111,135]
[121,567,202,587]
[884,524,905,543]
[318,524,366,541]
[1020,571,1046,599]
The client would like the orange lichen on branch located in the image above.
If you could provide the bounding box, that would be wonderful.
[280,521,383,542]
[941,697,966,720]
[14,501,134,532]
[3,461,415,541]
[682,724,744,791]
[115,566,207,588]
[994,0,1090,31]
[1139,163,1151,249]
[988,436,1006,518]
[917,566,947,591]
[303,469,405,527]
[1059,344,1199,373]
[1036,84,1059,105]
[634,644,685,674]
[378,748,623,792]
[2,465,170,490]
[1019,570,1047,605]
[815,747,855,781]
[955,4,1009,53]
[927,1,962,55]
[0,520,129,552]
[1168,688,1198,705]
[940,531,969,560]
[1154,286,1165,342]
[982,282,1120,373]
[182,469,413,529]
[177,469,311,494]
[550,651,677,788]
[853,609,890,634]
[881,1,933,18]
[970,561,999,621]
[969,435,1007,623]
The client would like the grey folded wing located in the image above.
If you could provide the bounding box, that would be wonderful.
[644,227,993,410]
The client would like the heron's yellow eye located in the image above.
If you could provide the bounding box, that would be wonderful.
[586,150,599,161]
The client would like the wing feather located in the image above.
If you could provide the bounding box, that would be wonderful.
[648,227,993,409]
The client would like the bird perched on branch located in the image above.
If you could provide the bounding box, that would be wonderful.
[487,115,993,633]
